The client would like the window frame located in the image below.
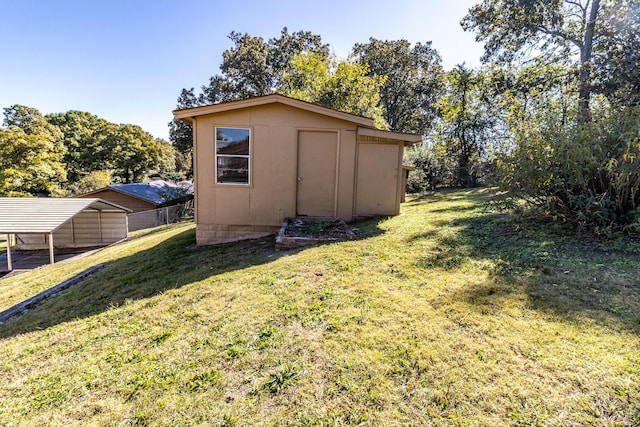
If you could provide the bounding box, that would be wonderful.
[214,126,251,186]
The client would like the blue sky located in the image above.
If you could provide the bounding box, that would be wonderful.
[0,0,484,140]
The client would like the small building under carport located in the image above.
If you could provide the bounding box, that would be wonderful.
[0,198,130,270]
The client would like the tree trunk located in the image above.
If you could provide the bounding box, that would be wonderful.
[578,0,601,124]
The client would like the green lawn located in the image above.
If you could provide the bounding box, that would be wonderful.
[0,188,638,426]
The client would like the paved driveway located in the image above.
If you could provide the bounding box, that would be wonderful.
[0,248,102,278]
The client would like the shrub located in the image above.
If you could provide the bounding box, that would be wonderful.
[498,101,640,233]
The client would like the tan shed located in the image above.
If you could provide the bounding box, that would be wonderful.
[174,94,421,245]
[0,198,129,270]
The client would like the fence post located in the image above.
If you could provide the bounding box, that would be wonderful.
[6,234,12,271]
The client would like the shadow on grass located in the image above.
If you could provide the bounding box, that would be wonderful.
[409,196,640,335]
[0,218,386,338]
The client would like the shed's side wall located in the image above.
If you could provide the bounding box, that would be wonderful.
[15,211,127,249]
[355,141,403,217]
[193,103,358,245]
[78,190,156,213]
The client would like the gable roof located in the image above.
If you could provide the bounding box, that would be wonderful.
[0,198,130,234]
[173,94,422,145]
[81,180,193,205]
[173,93,375,127]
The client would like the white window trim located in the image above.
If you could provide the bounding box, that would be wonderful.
[214,126,251,186]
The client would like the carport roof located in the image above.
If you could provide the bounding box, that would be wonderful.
[0,198,130,234]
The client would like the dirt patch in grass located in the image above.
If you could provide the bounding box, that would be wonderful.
[284,218,358,239]
[276,218,359,250]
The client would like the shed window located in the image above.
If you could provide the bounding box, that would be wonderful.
[215,127,250,184]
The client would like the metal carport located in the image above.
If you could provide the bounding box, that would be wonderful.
[0,198,130,271]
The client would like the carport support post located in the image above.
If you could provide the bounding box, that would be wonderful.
[6,234,12,271]
[48,233,55,264]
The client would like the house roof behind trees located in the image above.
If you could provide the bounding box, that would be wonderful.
[81,180,193,205]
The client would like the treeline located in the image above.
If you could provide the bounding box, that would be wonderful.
[171,0,640,233]
[3,1,638,234]
[455,0,640,234]
[0,106,188,197]
[168,29,444,156]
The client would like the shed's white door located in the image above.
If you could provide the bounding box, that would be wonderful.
[296,130,338,217]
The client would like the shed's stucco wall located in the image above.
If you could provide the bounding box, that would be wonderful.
[355,141,403,217]
[192,103,361,245]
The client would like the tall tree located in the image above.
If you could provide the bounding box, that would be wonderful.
[435,65,493,187]
[70,170,112,195]
[591,0,640,106]
[281,52,388,129]
[1,105,67,196]
[3,104,62,142]
[168,88,198,158]
[106,124,164,183]
[198,75,234,105]
[267,27,329,77]
[220,31,272,99]
[171,28,330,151]
[462,0,605,122]
[216,27,330,100]
[352,38,444,134]
[280,51,329,102]
[46,110,113,182]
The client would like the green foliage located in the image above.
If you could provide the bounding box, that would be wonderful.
[462,0,640,122]
[151,330,172,346]
[67,170,112,195]
[281,53,388,128]
[261,363,304,394]
[171,28,330,151]
[201,27,330,104]
[3,105,63,146]
[352,38,444,134]
[592,1,640,107]
[105,124,164,183]
[459,0,640,226]
[497,99,640,233]
[216,28,330,101]
[253,325,280,350]
[2,105,181,196]
[46,110,114,182]
[461,0,581,64]
[0,106,67,196]
[220,31,273,99]
[322,60,388,129]
[404,144,443,192]
[433,65,494,187]
[156,138,177,176]
[168,88,198,160]
[173,29,450,150]
[182,369,221,393]
[279,51,329,102]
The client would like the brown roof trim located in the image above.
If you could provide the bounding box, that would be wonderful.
[173,94,375,127]
[357,127,423,146]
[77,187,160,206]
